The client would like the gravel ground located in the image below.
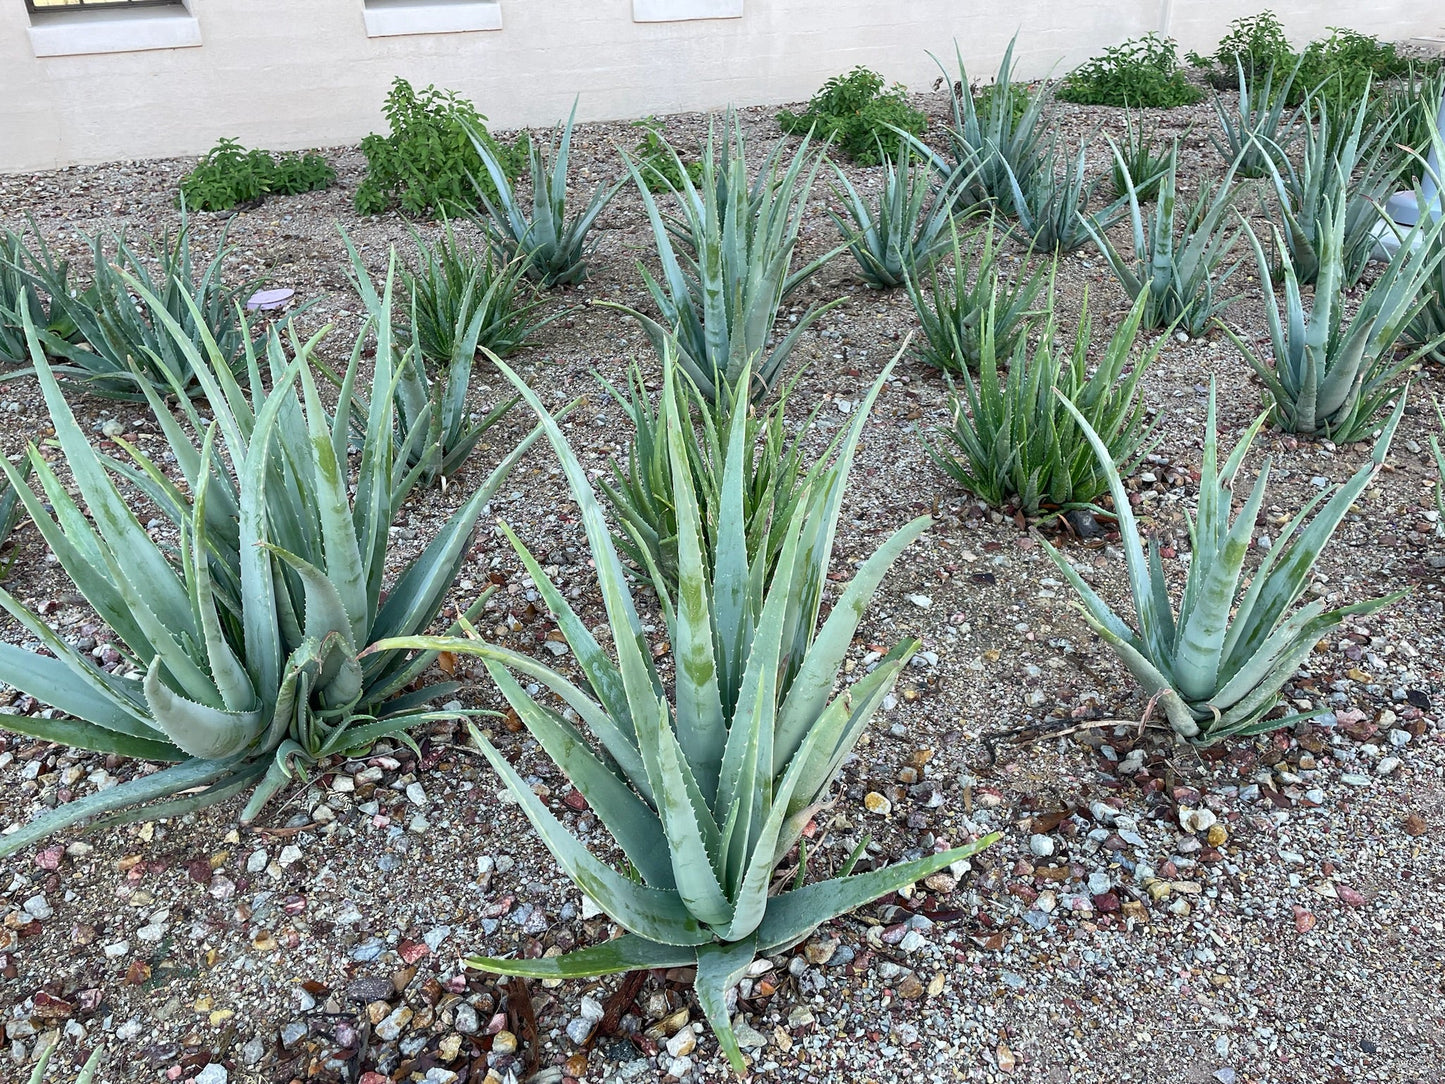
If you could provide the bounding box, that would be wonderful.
[1,75,1444,1084]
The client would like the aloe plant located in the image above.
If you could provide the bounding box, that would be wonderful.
[930,287,1160,515]
[372,348,997,1072]
[402,221,550,364]
[1086,141,1244,336]
[1262,86,1403,286]
[0,266,538,858]
[1003,137,1128,254]
[346,234,518,489]
[26,1040,102,1084]
[0,459,32,579]
[605,115,841,404]
[599,355,817,597]
[1110,111,1174,203]
[828,140,973,288]
[1223,201,1445,442]
[1,226,81,367]
[468,101,623,287]
[1044,382,1407,744]
[905,221,1048,373]
[1211,57,1304,178]
[910,36,1052,213]
[15,212,259,399]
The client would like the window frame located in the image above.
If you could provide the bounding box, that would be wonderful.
[25,0,182,12]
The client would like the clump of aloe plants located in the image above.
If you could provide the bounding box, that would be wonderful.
[372,348,997,1072]
[0,266,537,857]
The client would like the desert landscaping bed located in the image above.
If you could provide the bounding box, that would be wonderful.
[0,68,1443,1084]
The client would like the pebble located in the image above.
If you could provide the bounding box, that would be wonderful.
[195,1065,228,1084]
[240,1038,265,1066]
[666,1029,697,1057]
[566,1017,595,1045]
[1341,773,1372,787]
[492,1030,518,1055]
[1028,834,1054,857]
[907,594,932,609]
[863,792,891,815]
[246,849,268,873]
[406,782,428,805]
[455,1004,479,1035]
[1087,872,1111,895]
[22,894,53,920]
[375,1006,413,1041]
[1376,756,1401,776]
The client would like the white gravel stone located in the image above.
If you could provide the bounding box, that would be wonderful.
[1028,834,1054,857]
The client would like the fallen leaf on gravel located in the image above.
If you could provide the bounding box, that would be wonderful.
[996,1040,1016,1072]
[1404,813,1427,836]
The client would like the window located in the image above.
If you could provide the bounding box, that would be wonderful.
[633,0,742,22]
[362,0,503,38]
[25,1,180,9]
[25,0,201,58]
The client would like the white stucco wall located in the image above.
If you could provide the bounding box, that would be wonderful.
[0,0,1440,172]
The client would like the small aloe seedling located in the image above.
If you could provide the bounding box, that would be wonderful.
[1044,381,1408,744]
[372,348,997,1072]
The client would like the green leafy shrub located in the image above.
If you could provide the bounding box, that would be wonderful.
[1209,10,1293,85]
[15,214,259,399]
[1044,382,1407,745]
[599,358,815,597]
[777,66,927,166]
[1056,34,1202,108]
[1224,204,1445,442]
[906,221,1048,373]
[630,117,705,193]
[355,78,528,218]
[469,103,623,287]
[0,269,537,858]
[1085,144,1244,336]
[929,287,1159,516]
[607,117,840,404]
[373,350,997,1074]
[179,137,335,212]
[828,140,970,288]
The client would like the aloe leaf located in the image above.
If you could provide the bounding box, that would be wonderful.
[774,514,930,764]
[142,658,264,760]
[467,934,699,979]
[694,937,760,1075]
[467,722,711,946]
[756,837,999,952]
[483,660,674,889]
[0,755,247,859]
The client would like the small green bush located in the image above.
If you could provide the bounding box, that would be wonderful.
[355,78,528,218]
[1207,11,1293,84]
[179,138,334,212]
[630,117,704,193]
[1057,34,1202,108]
[778,67,928,165]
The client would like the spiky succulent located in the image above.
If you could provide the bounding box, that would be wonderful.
[1210,57,1304,178]
[0,264,536,857]
[929,287,1161,516]
[828,139,973,288]
[468,100,623,287]
[372,348,996,1072]
[1045,382,1407,745]
[1086,140,1244,336]
[1223,199,1445,442]
[605,115,841,404]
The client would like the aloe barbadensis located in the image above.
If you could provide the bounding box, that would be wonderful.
[1044,382,1407,745]
[373,347,997,1072]
[1224,197,1445,443]
[0,263,536,858]
[606,115,842,405]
